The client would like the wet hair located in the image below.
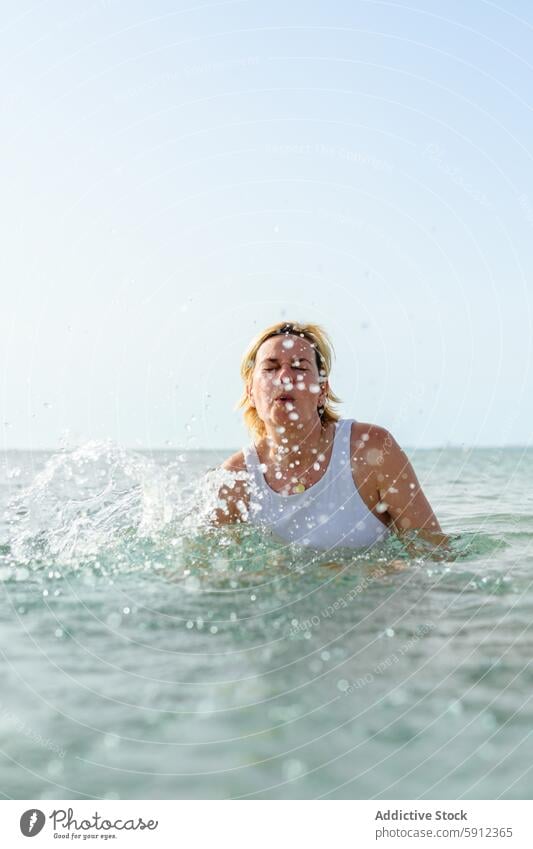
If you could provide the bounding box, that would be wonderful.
[238,321,341,439]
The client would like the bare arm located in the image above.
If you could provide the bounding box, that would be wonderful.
[210,451,250,527]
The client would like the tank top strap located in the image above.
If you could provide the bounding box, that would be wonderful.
[329,418,355,473]
[243,443,270,496]
[244,420,356,487]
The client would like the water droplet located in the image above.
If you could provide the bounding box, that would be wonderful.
[367,448,384,465]
[106,613,122,629]
[184,575,201,593]
[104,733,120,749]
[282,758,305,780]
[46,759,64,777]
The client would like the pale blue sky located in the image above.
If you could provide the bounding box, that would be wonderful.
[2,0,532,450]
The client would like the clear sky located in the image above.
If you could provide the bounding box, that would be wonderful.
[2,0,532,451]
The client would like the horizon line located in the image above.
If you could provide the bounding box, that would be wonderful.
[1,443,532,453]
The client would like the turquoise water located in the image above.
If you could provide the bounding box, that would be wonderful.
[1,444,532,799]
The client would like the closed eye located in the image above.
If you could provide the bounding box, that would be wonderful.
[263,365,308,371]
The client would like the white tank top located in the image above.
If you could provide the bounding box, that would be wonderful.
[243,419,391,551]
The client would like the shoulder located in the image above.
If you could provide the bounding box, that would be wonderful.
[349,421,403,467]
[222,450,247,472]
[349,420,396,448]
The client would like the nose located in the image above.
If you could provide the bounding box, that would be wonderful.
[278,363,294,385]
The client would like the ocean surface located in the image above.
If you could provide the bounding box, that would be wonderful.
[1,443,532,800]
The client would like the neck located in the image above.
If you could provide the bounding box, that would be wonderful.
[261,416,329,470]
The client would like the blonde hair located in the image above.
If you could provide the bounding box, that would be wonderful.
[238,321,341,439]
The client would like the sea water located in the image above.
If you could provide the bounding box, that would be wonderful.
[1,443,532,799]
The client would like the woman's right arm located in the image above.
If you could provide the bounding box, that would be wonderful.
[211,451,250,526]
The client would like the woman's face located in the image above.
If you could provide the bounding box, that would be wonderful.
[249,334,327,432]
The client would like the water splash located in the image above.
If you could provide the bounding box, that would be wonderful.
[1,441,510,591]
[2,442,244,573]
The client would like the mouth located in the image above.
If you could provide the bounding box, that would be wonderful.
[275,394,295,403]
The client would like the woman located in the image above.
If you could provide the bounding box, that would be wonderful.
[213,321,448,553]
